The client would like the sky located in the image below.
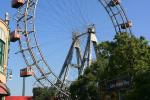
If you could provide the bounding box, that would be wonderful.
[0,0,150,96]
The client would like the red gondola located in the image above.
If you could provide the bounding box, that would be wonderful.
[12,0,24,8]
[121,21,132,29]
[10,30,21,42]
[108,0,121,7]
[20,66,34,77]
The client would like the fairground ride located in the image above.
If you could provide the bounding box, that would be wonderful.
[11,0,132,97]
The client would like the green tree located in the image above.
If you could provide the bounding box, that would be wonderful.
[70,33,150,100]
[33,87,56,100]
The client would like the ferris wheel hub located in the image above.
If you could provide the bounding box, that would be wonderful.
[88,25,96,34]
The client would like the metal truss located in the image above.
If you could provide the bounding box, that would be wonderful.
[58,25,98,89]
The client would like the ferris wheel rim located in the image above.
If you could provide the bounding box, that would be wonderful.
[15,0,132,96]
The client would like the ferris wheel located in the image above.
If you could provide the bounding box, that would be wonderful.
[11,0,132,97]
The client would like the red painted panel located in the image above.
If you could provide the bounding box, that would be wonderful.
[5,96,32,100]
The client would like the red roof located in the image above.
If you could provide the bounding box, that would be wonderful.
[0,83,10,96]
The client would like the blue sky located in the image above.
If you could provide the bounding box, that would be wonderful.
[0,0,150,96]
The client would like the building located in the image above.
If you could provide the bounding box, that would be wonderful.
[5,96,32,100]
[0,13,10,100]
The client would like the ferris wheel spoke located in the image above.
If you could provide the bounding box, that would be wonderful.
[12,0,132,97]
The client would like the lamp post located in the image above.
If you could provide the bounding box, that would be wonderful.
[7,68,12,81]
[22,77,25,96]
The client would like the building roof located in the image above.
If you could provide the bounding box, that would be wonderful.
[0,82,10,96]
[0,18,9,29]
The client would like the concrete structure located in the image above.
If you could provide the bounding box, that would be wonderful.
[0,13,10,100]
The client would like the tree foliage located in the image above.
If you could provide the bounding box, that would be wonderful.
[69,33,150,100]
[33,87,56,100]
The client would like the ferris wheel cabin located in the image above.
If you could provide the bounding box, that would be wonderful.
[108,0,121,7]
[20,66,34,77]
[10,30,21,42]
[121,21,132,29]
[12,0,25,8]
